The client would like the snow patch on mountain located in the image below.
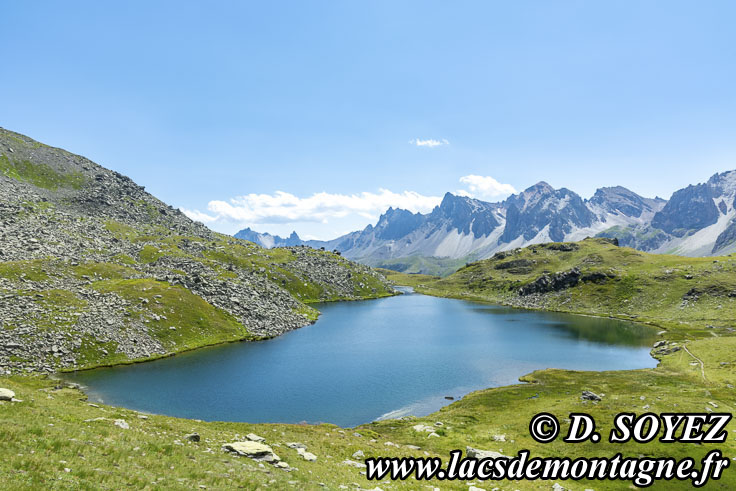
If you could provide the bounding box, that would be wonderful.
[657,206,736,256]
[433,225,505,258]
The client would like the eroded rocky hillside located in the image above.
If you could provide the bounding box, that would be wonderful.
[0,128,394,373]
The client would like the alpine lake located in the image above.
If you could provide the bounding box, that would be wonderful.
[66,289,657,427]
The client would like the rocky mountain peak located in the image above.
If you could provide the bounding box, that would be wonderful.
[239,161,736,272]
[504,181,562,214]
[588,186,664,218]
[431,192,500,238]
[234,228,304,247]
[438,192,463,211]
[707,170,736,196]
[501,182,595,243]
[375,206,425,240]
[529,181,554,192]
[652,182,720,237]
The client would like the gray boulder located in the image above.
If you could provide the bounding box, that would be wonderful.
[581,390,602,401]
[466,446,505,459]
[223,441,280,462]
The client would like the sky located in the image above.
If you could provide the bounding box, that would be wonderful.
[2,1,736,239]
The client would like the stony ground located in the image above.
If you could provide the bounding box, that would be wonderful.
[0,376,441,490]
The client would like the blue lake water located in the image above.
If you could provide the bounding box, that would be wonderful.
[67,290,657,427]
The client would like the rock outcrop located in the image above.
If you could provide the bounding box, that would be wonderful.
[223,441,280,462]
[518,268,581,296]
[466,446,505,459]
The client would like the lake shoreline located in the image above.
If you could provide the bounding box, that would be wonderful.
[63,290,657,427]
[4,282,732,488]
[57,289,399,375]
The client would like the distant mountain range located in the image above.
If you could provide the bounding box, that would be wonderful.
[236,170,736,275]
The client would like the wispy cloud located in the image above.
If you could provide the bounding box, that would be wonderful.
[409,138,449,147]
[457,174,516,200]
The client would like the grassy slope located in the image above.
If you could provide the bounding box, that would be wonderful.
[0,153,86,190]
[3,238,736,488]
[372,254,474,277]
[0,214,393,371]
[0,376,432,490]
[2,359,735,489]
[373,238,736,488]
[387,238,736,334]
[101,219,392,307]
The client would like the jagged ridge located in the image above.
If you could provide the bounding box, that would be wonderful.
[239,170,736,274]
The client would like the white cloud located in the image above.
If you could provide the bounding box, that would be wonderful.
[182,189,443,228]
[458,174,516,200]
[409,138,449,147]
[179,208,218,223]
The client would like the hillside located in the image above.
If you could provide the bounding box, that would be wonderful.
[0,128,394,373]
[389,237,736,335]
[393,239,736,332]
[3,238,736,488]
